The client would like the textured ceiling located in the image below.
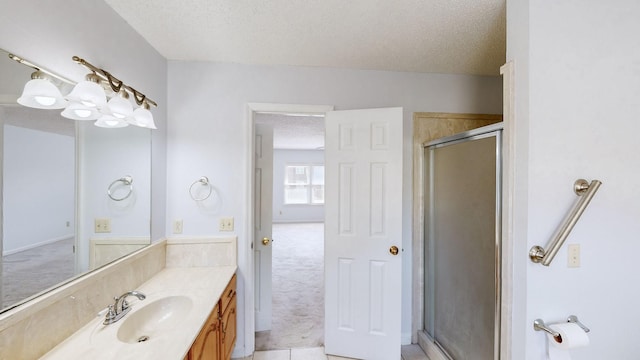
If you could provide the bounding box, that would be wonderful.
[104,0,505,75]
[255,113,324,150]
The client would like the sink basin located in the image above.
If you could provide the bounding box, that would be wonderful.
[116,295,193,344]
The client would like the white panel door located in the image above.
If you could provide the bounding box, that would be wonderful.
[254,123,274,331]
[324,107,403,360]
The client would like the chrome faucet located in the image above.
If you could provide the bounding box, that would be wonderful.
[103,290,146,325]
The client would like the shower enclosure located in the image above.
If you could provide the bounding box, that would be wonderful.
[423,123,502,360]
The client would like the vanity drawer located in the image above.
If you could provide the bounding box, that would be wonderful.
[220,274,236,313]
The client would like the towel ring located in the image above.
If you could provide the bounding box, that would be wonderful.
[189,176,213,201]
[108,175,133,201]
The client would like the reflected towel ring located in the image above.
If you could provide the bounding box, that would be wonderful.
[189,176,213,201]
[108,175,133,201]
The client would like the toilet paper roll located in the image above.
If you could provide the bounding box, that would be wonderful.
[547,322,590,360]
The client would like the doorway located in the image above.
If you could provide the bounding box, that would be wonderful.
[256,222,325,350]
[253,109,328,350]
[248,105,404,359]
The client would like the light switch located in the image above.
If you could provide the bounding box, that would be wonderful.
[568,244,580,268]
[219,217,234,231]
[173,219,183,234]
[94,218,111,233]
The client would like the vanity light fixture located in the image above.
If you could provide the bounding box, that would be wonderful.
[61,101,101,120]
[9,53,158,129]
[9,53,70,110]
[72,56,158,129]
[105,88,133,119]
[131,100,157,129]
[95,114,129,128]
[17,70,67,109]
[65,72,107,109]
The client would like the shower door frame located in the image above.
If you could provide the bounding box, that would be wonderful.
[421,123,503,360]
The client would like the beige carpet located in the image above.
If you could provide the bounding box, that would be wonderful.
[255,222,324,350]
[2,237,75,309]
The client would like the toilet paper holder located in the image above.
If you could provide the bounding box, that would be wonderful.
[534,315,590,343]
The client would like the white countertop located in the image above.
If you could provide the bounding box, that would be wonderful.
[40,266,237,360]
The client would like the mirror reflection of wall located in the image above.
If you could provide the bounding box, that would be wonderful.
[77,122,151,272]
[0,48,152,312]
[1,107,76,309]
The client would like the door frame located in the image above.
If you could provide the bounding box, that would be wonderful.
[244,103,334,355]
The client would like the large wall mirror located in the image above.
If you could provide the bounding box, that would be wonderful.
[0,48,151,312]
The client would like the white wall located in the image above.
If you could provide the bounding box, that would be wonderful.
[508,0,640,358]
[272,149,324,223]
[505,0,530,357]
[167,60,502,355]
[76,123,152,271]
[2,125,74,253]
[0,0,167,242]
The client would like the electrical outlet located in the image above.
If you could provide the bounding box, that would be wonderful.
[94,218,111,233]
[219,217,234,231]
[568,244,580,268]
[173,219,183,234]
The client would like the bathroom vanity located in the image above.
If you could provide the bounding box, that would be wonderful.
[39,266,237,359]
[0,237,238,359]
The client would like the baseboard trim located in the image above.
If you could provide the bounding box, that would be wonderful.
[402,331,412,345]
[3,234,74,256]
[272,220,324,224]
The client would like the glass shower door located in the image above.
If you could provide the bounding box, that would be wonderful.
[424,125,502,360]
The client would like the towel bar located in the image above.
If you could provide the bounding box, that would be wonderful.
[107,175,133,201]
[530,178,602,266]
[189,176,213,201]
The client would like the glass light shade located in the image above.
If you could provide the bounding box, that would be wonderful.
[17,78,67,109]
[95,114,129,128]
[131,106,157,129]
[106,94,133,119]
[66,79,107,109]
[61,102,101,120]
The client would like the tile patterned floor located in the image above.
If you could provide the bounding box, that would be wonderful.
[233,345,430,360]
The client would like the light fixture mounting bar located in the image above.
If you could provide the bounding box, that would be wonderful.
[8,53,75,85]
[72,56,157,108]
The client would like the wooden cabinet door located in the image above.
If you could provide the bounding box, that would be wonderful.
[220,295,237,360]
[186,273,237,360]
[188,304,221,360]
[220,274,236,313]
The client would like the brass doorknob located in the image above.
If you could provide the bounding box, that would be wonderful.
[389,246,399,256]
[262,237,270,246]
